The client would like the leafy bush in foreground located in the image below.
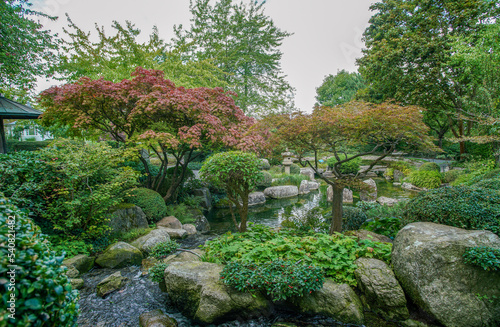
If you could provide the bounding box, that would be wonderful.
[203,224,392,286]
[220,260,325,301]
[0,197,79,326]
[406,170,442,189]
[150,240,179,259]
[403,186,500,234]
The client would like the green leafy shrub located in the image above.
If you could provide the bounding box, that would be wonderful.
[388,160,414,175]
[111,227,153,243]
[5,140,51,152]
[361,217,402,239]
[148,262,169,283]
[327,156,361,175]
[203,224,392,286]
[269,166,282,175]
[259,159,271,170]
[126,188,167,223]
[342,207,367,231]
[0,197,79,326]
[256,171,273,189]
[150,240,179,259]
[281,206,327,233]
[157,167,195,197]
[403,186,500,234]
[419,162,441,172]
[50,238,93,258]
[406,170,442,189]
[220,260,325,301]
[463,247,500,271]
[474,179,500,190]
[165,203,197,224]
[450,160,497,186]
[356,201,380,212]
[443,169,463,183]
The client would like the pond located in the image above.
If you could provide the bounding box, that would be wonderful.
[206,178,418,234]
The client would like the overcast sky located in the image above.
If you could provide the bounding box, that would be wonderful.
[32,0,376,113]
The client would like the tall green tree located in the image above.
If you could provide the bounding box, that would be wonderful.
[172,0,295,116]
[357,0,500,157]
[315,70,366,107]
[0,0,58,96]
[56,16,226,88]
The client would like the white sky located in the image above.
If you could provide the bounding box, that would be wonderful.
[32,0,376,113]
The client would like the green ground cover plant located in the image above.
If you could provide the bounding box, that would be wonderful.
[203,224,392,286]
[150,240,179,259]
[463,247,500,271]
[148,263,169,283]
[220,260,325,301]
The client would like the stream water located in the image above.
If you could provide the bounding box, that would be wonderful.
[77,178,416,327]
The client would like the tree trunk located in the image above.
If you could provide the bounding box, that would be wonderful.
[329,183,344,234]
[238,193,249,233]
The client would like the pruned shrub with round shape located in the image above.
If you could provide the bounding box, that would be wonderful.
[126,188,167,223]
[327,156,361,175]
[443,169,463,183]
[0,196,79,326]
[256,171,273,189]
[342,206,368,231]
[406,170,442,189]
[403,186,500,234]
[419,162,441,172]
[259,159,271,170]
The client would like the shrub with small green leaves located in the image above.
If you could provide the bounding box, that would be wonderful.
[327,156,361,175]
[220,260,325,301]
[443,169,463,183]
[149,240,179,259]
[187,161,203,170]
[388,160,414,175]
[259,159,271,170]
[256,171,273,189]
[403,186,500,234]
[463,247,500,271]
[126,188,167,223]
[342,207,367,231]
[406,170,442,189]
[419,162,441,172]
[148,262,169,283]
[0,196,79,326]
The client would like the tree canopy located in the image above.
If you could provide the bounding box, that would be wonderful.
[172,0,295,116]
[357,0,500,157]
[0,0,58,97]
[39,67,265,203]
[315,70,366,107]
[270,101,434,233]
[55,16,226,89]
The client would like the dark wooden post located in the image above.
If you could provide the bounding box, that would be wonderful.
[0,118,7,154]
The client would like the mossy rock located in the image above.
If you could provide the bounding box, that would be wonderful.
[95,242,143,269]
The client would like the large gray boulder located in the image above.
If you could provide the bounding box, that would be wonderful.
[293,279,364,324]
[96,271,128,298]
[191,209,210,232]
[392,222,500,327]
[327,186,353,203]
[108,205,149,234]
[139,309,177,327]
[248,192,266,206]
[354,258,409,321]
[298,180,311,195]
[401,182,423,192]
[131,229,171,254]
[300,168,315,181]
[377,196,399,207]
[156,216,182,229]
[158,227,188,239]
[62,254,95,276]
[264,186,299,199]
[307,181,320,191]
[360,179,377,202]
[95,242,143,269]
[164,261,270,324]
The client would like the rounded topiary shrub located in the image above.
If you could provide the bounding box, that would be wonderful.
[0,196,79,326]
[443,169,462,183]
[327,157,361,175]
[403,186,500,234]
[419,162,441,172]
[256,171,273,189]
[342,206,368,231]
[406,170,442,189]
[126,188,167,223]
[259,159,271,170]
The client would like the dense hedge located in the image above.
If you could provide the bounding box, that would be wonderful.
[342,206,367,231]
[403,186,500,234]
[0,196,79,326]
[126,188,167,223]
[5,140,51,152]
